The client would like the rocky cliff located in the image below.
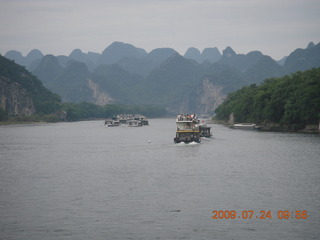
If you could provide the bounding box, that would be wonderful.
[87,78,115,105]
[166,78,226,114]
[0,76,35,116]
[0,55,61,117]
[198,79,225,113]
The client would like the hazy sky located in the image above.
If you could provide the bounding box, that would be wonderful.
[0,0,319,60]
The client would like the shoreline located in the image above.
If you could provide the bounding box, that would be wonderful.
[211,120,320,134]
[0,120,51,126]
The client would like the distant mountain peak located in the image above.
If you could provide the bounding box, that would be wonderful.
[69,49,86,60]
[223,47,236,57]
[32,54,63,84]
[201,47,221,63]
[184,47,221,63]
[70,48,83,55]
[4,50,23,58]
[109,41,132,48]
[307,42,315,49]
[106,41,146,55]
[283,41,320,73]
[186,47,200,53]
[184,47,201,62]
[247,50,263,57]
[98,41,147,65]
[202,47,220,55]
[148,47,177,55]
[147,48,177,62]
[26,49,43,59]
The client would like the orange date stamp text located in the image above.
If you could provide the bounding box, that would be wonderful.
[211,210,308,220]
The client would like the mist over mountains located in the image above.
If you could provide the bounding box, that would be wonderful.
[4,41,320,114]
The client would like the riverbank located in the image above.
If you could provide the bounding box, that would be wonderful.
[212,119,320,134]
[0,120,50,126]
[258,123,320,133]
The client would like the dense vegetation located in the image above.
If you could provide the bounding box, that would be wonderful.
[0,107,7,121]
[0,55,62,114]
[215,68,320,130]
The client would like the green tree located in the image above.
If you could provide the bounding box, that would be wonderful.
[215,68,320,130]
[0,107,7,121]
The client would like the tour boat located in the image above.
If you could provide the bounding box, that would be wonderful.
[104,119,120,127]
[128,120,142,127]
[174,114,201,143]
[199,124,212,138]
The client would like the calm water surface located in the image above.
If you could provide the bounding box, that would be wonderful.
[0,119,319,240]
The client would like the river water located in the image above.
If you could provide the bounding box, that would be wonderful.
[0,119,319,240]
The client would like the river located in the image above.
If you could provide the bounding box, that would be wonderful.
[0,119,319,239]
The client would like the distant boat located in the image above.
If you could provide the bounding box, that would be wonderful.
[104,119,120,127]
[117,114,149,125]
[133,115,149,125]
[198,116,212,137]
[199,124,212,138]
[231,123,260,130]
[128,120,142,127]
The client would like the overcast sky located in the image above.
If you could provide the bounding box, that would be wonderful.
[0,0,319,60]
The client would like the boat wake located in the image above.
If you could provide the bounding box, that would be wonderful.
[175,141,199,146]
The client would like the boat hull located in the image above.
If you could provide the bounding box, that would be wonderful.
[105,119,120,127]
[174,131,201,143]
[128,120,142,127]
[199,125,212,138]
[231,123,259,130]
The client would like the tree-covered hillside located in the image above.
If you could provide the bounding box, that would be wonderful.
[0,55,62,114]
[215,68,320,130]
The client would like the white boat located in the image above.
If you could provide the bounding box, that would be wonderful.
[134,115,149,125]
[232,123,258,130]
[104,119,120,127]
[117,114,148,125]
[128,120,142,127]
